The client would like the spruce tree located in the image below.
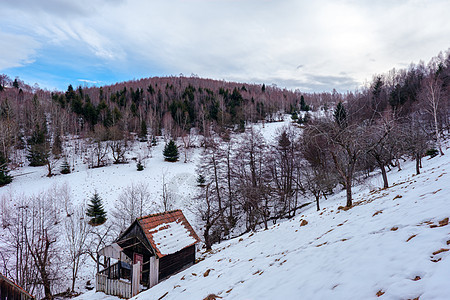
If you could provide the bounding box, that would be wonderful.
[0,153,12,186]
[300,95,310,111]
[13,78,19,89]
[140,119,148,141]
[163,140,179,162]
[334,102,347,129]
[86,192,107,226]
[27,124,49,167]
[60,159,71,174]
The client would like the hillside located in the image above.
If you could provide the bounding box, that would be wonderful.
[74,144,450,300]
[135,149,450,299]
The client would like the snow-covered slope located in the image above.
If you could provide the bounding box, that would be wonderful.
[4,119,450,299]
[122,153,449,300]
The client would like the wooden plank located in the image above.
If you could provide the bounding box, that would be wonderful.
[132,261,141,297]
[149,256,159,288]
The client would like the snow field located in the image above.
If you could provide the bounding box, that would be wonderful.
[2,118,449,299]
[130,151,450,299]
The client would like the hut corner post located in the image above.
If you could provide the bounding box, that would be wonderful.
[149,256,159,288]
[132,261,141,297]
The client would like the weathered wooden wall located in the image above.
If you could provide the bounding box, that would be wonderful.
[0,274,33,300]
[159,245,195,280]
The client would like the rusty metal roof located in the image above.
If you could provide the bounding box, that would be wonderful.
[137,210,200,258]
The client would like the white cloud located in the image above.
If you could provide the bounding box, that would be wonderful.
[0,0,449,91]
[0,31,39,70]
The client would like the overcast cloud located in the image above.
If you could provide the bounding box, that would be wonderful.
[0,0,449,92]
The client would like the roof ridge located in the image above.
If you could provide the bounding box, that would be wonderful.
[137,209,181,220]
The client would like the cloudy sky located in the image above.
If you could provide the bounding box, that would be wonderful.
[1,0,449,92]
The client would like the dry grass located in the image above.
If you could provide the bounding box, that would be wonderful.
[372,210,383,217]
[406,234,417,242]
[203,294,222,300]
[390,226,399,231]
[376,290,385,297]
[439,217,449,226]
[412,276,421,281]
[300,219,308,226]
[432,248,449,255]
[203,269,212,277]
[430,217,449,228]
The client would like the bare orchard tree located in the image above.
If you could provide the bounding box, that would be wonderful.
[401,115,431,175]
[64,206,89,293]
[420,75,445,155]
[305,110,366,208]
[269,126,303,218]
[108,126,131,164]
[233,128,272,230]
[190,182,222,250]
[85,223,114,273]
[87,125,109,168]
[0,193,37,295]
[161,170,175,212]
[111,182,156,234]
[302,130,338,211]
[25,192,64,300]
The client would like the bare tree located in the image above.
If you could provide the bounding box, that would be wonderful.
[270,126,303,218]
[190,182,222,250]
[305,108,366,208]
[108,126,131,164]
[87,125,109,168]
[420,75,445,155]
[64,206,89,293]
[233,128,271,230]
[0,193,37,294]
[111,182,156,234]
[161,171,175,212]
[25,193,64,300]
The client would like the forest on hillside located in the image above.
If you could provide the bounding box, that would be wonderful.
[0,50,449,299]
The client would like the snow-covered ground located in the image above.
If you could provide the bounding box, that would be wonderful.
[77,147,450,300]
[3,118,450,299]
[128,150,450,300]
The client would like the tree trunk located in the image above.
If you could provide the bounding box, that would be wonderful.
[378,161,388,188]
[315,194,320,211]
[345,175,352,207]
[415,155,421,175]
[204,225,212,251]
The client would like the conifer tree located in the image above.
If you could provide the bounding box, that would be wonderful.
[163,140,179,162]
[86,192,107,226]
[0,152,12,186]
[334,102,347,129]
[139,119,148,141]
[27,123,50,166]
[60,159,71,174]
[300,95,310,111]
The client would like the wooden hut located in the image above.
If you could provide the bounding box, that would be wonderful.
[96,209,200,298]
[0,273,34,300]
